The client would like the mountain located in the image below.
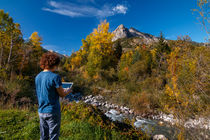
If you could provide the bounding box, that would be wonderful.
[112,24,158,44]
[48,50,66,58]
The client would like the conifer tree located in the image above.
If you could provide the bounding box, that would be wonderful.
[155,32,171,71]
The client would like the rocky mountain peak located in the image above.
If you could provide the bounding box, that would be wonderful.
[112,24,131,42]
[129,27,138,32]
[112,25,158,44]
[118,24,126,29]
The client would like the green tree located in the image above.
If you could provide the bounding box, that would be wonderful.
[113,40,122,61]
[155,32,171,72]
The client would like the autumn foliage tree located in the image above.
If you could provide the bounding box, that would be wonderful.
[0,10,23,76]
[193,0,209,37]
[69,20,116,78]
[162,44,210,119]
[0,10,47,106]
[86,21,115,77]
[0,10,45,79]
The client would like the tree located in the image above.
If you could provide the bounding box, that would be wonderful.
[18,40,33,75]
[193,0,209,41]
[118,51,133,81]
[0,10,13,67]
[86,20,115,77]
[113,40,122,61]
[0,10,22,72]
[156,32,171,55]
[7,23,22,66]
[177,35,192,42]
[30,32,42,47]
[29,32,44,74]
[69,20,117,76]
[155,32,171,72]
[70,36,91,70]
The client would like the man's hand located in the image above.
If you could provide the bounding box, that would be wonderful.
[64,88,73,94]
[56,86,73,97]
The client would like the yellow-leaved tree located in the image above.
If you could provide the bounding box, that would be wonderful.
[70,36,91,70]
[86,20,115,77]
[69,20,116,78]
[29,32,44,73]
[193,0,209,40]
[30,32,42,47]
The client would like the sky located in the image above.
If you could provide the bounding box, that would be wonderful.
[0,0,208,55]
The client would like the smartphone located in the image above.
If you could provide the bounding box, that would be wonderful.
[62,82,73,89]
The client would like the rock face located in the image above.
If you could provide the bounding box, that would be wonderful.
[112,24,131,41]
[112,24,158,44]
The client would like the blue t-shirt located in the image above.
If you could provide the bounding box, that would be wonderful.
[35,71,62,114]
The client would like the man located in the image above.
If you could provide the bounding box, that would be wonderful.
[35,52,72,140]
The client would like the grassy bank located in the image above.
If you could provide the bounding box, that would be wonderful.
[0,102,147,140]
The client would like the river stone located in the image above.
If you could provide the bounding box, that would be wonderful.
[88,95,93,98]
[136,116,143,121]
[129,109,134,114]
[97,95,103,99]
[114,105,119,109]
[109,109,120,115]
[120,106,125,111]
[158,121,164,126]
[124,110,129,114]
[110,104,115,108]
[84,99,91,103]
[105,104,110,108]
[124,107,129,110]
[92,102,99,107]
[153,134,168,140]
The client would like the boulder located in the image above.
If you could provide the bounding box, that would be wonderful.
[153,134,168,140]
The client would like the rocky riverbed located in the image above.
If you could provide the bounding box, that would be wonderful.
[62,93,210,139]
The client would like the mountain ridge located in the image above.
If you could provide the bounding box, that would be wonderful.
[112,24,159,44]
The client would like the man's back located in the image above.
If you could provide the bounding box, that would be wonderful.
[35,71,62,114]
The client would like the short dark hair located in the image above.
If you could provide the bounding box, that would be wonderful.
[40,52,60,69]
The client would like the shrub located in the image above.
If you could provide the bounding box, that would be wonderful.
[0,77,35,107]
[129,92,151,114]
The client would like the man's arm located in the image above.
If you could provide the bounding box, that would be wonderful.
[56,86,72,97]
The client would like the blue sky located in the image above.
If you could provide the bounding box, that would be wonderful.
[0,0,208,55]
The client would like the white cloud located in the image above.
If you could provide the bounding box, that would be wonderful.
[42,8,84,17]
[42,1,128,18]
[113,5,128,14]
